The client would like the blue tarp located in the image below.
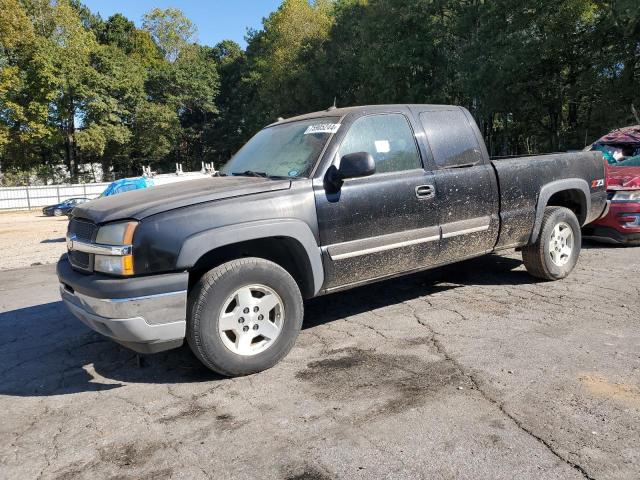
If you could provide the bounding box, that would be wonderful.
[101,177,154,197]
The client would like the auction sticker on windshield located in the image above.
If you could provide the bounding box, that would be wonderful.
[304,123,341,135]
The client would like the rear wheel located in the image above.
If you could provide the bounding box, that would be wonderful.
[187,257,303,376]
[522,206,581,280]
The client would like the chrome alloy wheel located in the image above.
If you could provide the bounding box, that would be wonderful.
[549,221,574,267]
[218,284,284,356]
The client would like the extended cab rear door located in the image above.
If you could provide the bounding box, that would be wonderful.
[314,108,440,291]
[412,107,499,262]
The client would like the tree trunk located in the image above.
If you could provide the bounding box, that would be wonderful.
[65,99,76,183]
[502,112,509,156]
[547,105,560,152]
[66,131,75,182]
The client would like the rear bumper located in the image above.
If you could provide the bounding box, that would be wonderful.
[57,257,188,353]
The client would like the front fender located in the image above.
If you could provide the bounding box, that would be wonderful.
[176,219,324,295]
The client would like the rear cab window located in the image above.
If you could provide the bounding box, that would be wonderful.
[419,109,483,169]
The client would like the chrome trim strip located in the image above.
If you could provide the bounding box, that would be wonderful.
[326,225,441,261]
[96,290,188,303]
[442,224,490,239]
[67,236,132,256]
[326,216,492,261]
[441,216,491,239]
[330,235,440,260]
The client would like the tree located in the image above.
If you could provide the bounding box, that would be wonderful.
[142,7,197,62]
[589,0,640,130]
[46,0,98,180]
[0,0,56,171]
[76,43,146,176]
[244,0,334,126]
[2,0,639,185]
[96,13,162,66]
[207,40,253,163]
[98,13,135,52]
[456,0,602,153]
[132,101,179,166]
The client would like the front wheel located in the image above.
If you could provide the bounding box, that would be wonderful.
[522,206,581,280]
[187,257,303,376]
[53,208,62,216]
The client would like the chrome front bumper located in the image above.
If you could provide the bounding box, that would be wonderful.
[59,282,187,354]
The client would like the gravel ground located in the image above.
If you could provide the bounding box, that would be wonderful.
[1,243,639,479]
[0,210,68,270]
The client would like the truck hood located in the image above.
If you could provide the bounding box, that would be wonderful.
[72,176,292,224]
[607,166,640,190]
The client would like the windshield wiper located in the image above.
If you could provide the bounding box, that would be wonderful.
[231,170,268,178]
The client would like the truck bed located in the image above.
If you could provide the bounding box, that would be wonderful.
[491,151,608,249]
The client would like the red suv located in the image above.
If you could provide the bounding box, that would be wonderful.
[583,126,640,245]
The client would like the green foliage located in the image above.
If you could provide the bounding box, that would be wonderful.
[0,0,56,166]
[132,101,179,162]
[246,0,334,125]
[1,0,638,184]
[142,7,197,62]
[206,40,253,163]
[98,13,135,52]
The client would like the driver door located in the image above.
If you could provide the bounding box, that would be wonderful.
[314,111,440,291]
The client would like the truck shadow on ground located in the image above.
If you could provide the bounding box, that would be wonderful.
[581,238,634,249]
[40,237,66,243]
[303,253,530,329]
[0,254,530,397]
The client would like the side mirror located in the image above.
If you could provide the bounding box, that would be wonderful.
[339,151,376,179]
[325,152,376,193]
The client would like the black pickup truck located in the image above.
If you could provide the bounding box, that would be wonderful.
[58,105,607,376]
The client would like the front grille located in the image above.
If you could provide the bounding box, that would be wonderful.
[68,218,97,272]
[69,218,97,241]
[69,250,91,270]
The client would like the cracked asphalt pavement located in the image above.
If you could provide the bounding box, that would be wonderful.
[1,243,639,480]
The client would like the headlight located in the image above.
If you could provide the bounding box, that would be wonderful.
[612,190,640,202]
[94,221,137,275]
[96,221,137,245]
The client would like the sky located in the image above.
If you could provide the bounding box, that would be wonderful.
[82,0,283,48]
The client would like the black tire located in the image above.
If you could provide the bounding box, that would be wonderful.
[187,257,303,376]
[522,206,581,280]
[53,208,62,216]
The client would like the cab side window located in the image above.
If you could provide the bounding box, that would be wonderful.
[419,110,483,168]
[338,114,422,174]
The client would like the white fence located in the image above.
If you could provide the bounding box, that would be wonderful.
[0,182,110,210]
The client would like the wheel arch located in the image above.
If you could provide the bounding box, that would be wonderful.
[530,179,590,244]
[177,220,323,298]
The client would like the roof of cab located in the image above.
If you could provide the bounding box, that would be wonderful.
[268,104,459,127]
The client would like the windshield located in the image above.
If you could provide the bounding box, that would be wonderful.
[222,117,341,178]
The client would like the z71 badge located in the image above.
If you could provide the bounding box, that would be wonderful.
[591,179,604,188]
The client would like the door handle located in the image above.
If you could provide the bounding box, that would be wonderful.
[415,184,435,199]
